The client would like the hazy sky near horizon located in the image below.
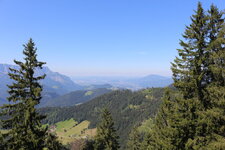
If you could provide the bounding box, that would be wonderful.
[0,0,224,77]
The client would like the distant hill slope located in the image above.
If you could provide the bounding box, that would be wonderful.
[40,88,164,148]
[84,84,114,90]
[40,88,112,107]
[0,64,84,105]
[129,74,173,88]
[73,75,173,90]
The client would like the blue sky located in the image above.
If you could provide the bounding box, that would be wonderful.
[0,0,224,77]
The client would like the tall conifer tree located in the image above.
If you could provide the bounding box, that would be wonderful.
[143,2,225,150]
[94,108,120,150]
[0,39,60,149]
[191,5,225,149]
[126,127,142,150]
[171,2,207,101]
[149,3,208,149]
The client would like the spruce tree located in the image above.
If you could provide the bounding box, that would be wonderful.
[143,88,196,150]
[171,2,207,102]
[162,2,216,149]
[94,108,120,150]
[148,4,209,149]
[190,5,225,149]
[45,132,68,150]
[140,133,152,150]
[146,89,178,150]
[82,139,95,150]
[143,2,225,150]
[0,131,3,149]
[0,39,60,149]
[126,127,142,150]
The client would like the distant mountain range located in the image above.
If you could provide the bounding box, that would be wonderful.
[0,63,173,107]
[0,64,83,105]
[72,75,173,90]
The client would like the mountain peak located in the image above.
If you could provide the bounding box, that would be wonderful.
[0,63,84,99]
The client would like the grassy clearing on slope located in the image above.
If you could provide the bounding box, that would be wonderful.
[56,118,78,132]
[64,120,89,136]
[0,130,8,134]
[1,119,96,145]
[53,119,96,145]
[85,91,93,96]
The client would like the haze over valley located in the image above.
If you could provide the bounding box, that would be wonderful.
[0,63,172,107]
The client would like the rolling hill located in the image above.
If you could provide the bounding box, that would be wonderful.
[39,88,112,107]
[128,74,173,88]
[40,88,165,148]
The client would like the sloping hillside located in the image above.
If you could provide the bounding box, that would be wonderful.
[40,88,112,107]
[52,119,96,145]
[40,88,164,148]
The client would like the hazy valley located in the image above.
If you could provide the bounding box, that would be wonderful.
[0,63,172,107]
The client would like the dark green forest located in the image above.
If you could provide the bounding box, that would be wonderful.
[40,88,164,148]
[40,88,112,107]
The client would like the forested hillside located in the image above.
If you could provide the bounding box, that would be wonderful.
[39,88,112,107]
[39,88,164,148]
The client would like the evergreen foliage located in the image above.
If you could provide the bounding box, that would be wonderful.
[0,39,64,149]
[94,108,120,150]
[45,133,68,150]
[0,131,3,149]
[194,4,225,149]
[82,139,95,150]
[142,2,225,150]
[126,127,142,150]
[40,88,163,149]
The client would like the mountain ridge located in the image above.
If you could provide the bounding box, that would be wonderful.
[0,63,84,105]
[40,88,113,107]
